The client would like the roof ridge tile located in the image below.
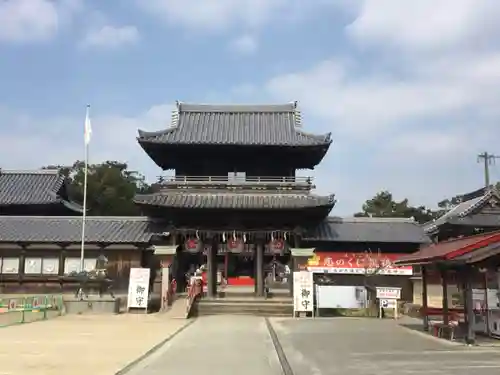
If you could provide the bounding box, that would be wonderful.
[0,169,59,175]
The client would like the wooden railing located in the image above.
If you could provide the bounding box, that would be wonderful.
[159,175,313,185]
[186,278,203,317]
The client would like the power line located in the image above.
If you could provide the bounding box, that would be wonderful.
[477,152,500,188]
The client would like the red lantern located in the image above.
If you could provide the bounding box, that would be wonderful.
[228,238,243,253]
[272,239,284,250]
[185,239,200,252]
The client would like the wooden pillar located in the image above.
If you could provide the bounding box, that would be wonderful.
[288,257,294,297]
[440,267,449,325]
[464,266,476,345]
[483,269,490,336]
[422,265,429,331]
[207,239,217,298]
[256,243,265,297]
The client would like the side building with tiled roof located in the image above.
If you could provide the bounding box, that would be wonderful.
[423,186,500,241]
[0,170,158,293]
[407,186,500,308]
[0,169,83,215]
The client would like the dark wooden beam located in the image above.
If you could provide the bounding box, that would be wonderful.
[422,265,429,331]
[440,267,449,325]
[464,266,476,345]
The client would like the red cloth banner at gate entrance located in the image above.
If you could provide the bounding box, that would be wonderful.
[306,252,413,276]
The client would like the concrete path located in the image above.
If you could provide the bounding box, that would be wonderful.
[126,316,283,375]
[271,317,500,375]
[129,316,500,375]
[4,314,500,375]
[0,314,190,375]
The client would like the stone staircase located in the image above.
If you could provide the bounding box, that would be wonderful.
[193,296,293,317]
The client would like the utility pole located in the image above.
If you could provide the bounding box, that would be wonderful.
[477,152,500,188]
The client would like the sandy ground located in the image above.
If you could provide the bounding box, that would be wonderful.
[0,313,190,375]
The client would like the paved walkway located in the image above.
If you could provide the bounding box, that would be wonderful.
[0,314,190,375]
[127,316,283,375]
[272,317,500,375]
[3,314,500,375]
[129,316,500,375]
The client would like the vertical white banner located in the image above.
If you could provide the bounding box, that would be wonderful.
[293,271,314,313]
[127,268,151,310]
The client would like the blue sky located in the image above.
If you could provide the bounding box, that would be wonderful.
[1,0,500,215]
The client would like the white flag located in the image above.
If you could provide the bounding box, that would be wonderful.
[84,105,92,145]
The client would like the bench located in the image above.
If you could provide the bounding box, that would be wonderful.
[421,308,463,340]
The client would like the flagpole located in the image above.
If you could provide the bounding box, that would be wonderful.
[80,105,90,272]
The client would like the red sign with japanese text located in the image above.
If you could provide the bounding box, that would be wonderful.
[306,252,413,276]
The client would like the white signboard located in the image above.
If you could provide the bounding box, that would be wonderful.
[293,271,314,314]
[316,285,367,309]
[127,268,151,310]
[376,287,401,300]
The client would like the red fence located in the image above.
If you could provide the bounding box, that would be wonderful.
[186,279,203,316]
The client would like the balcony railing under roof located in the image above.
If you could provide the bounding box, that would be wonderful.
[158,175,315,192]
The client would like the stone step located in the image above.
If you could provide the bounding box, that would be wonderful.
[202,298,292,305]
[195,300,293,317]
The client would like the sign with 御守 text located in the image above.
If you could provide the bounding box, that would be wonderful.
[293,271,314,314]
[127,268,151,310]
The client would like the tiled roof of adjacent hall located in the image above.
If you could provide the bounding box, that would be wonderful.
[0,216,155,243]
[423,187,500,234]
[305,216,430,244]
[0,169,81,212]
[137,101,332,147]
[134,192,337,210]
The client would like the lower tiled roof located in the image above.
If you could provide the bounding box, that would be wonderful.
[0,215,430,245]
[134,193,336,210]
[0,216,154,244]
[305,217,430,244]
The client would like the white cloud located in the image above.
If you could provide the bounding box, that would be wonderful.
[81,25,140,49]
[136,0,284,31]
[229,34,258,55]
[0,104,173,180]
[226,1,500,213]
[0,0,81,43]
[3,0,500,215]
[345,0,500,51]
[136,0,335,32]
[261,53,500,210]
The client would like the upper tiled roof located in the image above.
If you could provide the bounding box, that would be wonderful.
[423,187,500,234]
[0,169,82,213]
[137,102,332,147]
[134,192,336,210]
[305,216,430,244]
[0,169,64,205]
[0,216,154,243]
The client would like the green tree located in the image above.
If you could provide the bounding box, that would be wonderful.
[355,191,438,224]
[44,161,152,216]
